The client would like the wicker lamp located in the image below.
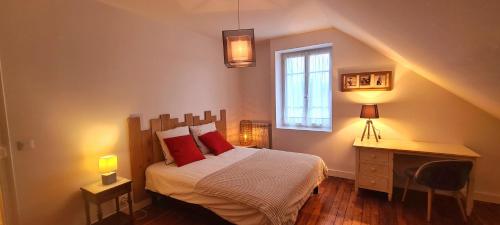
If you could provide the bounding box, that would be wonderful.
[239,120,272,148]
[239,120,253,146]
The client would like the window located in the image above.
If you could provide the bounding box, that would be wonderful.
[275,45,332,132]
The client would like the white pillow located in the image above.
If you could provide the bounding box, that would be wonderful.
[156,126,190,164]
[189,122,217,154]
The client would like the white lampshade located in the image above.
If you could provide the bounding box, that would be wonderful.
[98,155,117,174]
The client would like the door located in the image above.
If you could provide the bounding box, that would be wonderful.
[0,59,18,225]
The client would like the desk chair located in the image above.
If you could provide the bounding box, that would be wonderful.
[401,160,473,222]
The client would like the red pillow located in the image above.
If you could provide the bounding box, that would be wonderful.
[198,131,234,155]
[163,135,205,166]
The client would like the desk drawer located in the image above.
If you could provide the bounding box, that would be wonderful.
[359,175,388,192]
[359,162,389,178]
[360,149,389,165]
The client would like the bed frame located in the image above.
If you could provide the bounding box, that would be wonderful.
[128,109,227,203]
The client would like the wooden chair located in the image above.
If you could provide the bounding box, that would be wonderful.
[401,160,473,222]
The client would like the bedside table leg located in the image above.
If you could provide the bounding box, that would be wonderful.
[115,197,120,213]
[83,199,91,225]
[128,192,134,224]
[97,203,103,221]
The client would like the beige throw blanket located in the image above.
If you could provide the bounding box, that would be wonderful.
[194,149,328,225]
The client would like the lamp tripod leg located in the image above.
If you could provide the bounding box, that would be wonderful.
[367,120,371,139]
[361,121,368,141]
[371,122,379,142]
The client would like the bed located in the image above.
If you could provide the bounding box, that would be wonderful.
[128,110,327,225]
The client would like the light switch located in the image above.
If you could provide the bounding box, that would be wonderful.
[29,139,36,149]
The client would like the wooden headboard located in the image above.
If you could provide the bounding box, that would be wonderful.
[128,109,227,203]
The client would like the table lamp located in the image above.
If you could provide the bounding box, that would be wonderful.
[239,120,273,148]
[360,104,380,142]
[99,155,117,185]
[239,120,253,146]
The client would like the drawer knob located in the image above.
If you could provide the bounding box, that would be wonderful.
[370,180,376,184]
[371,154,376,159]
[370,167,376,172]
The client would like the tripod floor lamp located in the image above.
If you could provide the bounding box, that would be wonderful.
[360,104,380,142]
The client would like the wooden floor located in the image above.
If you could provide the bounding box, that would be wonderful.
[135,177,500,225]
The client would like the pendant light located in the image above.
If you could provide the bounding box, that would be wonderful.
[222,0,256,68]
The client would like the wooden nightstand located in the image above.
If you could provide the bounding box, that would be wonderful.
[80,177,134,225]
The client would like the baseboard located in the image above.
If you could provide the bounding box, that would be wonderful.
[394,182,500,204]
[474,191,500,204]
[133,198,151,211]
[327,169,355,180]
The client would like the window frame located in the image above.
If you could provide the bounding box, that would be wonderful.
[277,45,333,132]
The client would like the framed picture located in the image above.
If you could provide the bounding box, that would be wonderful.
[374,73,389,87]
[340,71,392,92]
[343,74,359,89]
[359,74,371,88]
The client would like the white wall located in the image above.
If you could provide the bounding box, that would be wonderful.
[0,1,242,225]
[242,29,500,202]
[240,41,272,120]
[1,1,500,225]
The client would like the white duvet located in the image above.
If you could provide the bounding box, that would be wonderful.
[145,147,318,225]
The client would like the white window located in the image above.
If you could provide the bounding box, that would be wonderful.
[275,44,332,132]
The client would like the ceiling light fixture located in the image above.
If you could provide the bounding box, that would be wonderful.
[222,0,256,68]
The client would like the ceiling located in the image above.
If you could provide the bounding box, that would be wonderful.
[98,0,500,119]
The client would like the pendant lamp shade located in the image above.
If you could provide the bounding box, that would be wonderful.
[223,29,256,68]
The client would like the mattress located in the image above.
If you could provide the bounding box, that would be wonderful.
[145,147,318,225]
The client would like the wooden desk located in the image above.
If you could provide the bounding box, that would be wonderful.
[353,137,480,216]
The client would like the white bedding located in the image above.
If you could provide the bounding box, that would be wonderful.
[145,147,319,225]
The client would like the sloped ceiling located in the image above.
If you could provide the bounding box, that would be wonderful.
[98,0,500,119]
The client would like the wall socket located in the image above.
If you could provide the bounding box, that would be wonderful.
[16,139,36,151]
[119,195,128,209]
